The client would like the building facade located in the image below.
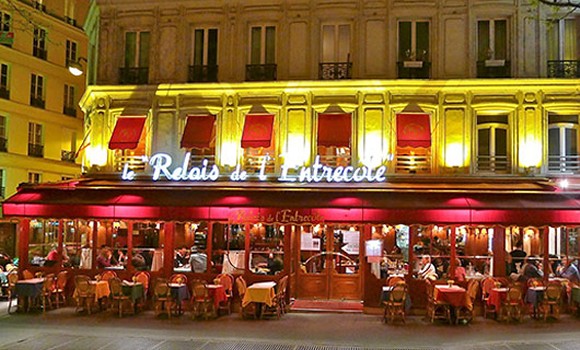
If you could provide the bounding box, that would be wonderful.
[0,0,89,257]
[3,0,580,311]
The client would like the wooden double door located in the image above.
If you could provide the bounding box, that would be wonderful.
[294,224,362,300]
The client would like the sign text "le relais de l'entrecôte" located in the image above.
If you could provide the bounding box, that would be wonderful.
[122,152,387,183]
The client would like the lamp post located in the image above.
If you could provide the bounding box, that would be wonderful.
[68,57,87,76]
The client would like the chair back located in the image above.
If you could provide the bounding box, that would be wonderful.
[134,271,150,292]
[217,273,234,295]
[7,271,18,287]
[386,276,404,287]
[545,283,562,301]
[191,280,209,300]
[169,273,187,285]
[481,277,496,297]
[56,270,68,290]
[153,278,170,298]
[22,270,34,280]
[527,278,543,288]
[235,276,247,297]
[464,281,479,311]
[506,285,523,303]
[277,275,288,298]
[390,283,407,302]
[74,275,91,295]
[108,277,123,296]
[43,274,55,292]
[100,270,117,282]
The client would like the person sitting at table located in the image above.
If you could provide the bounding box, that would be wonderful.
[417,256,438,281]
[558,257,580,284]
[132,250,148,271]
[45,245,69,267]
[174,246,189,268]
[510,241,527,274]
[114,247,127,266]
[521,257,543,281]
[189,246,207,273]
[454,259,466,283]
[96,246,113,269]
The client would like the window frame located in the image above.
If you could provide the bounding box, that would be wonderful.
[0,10,11,32]
[28,171,42,184]
[248,25,276,65]
[475,114,510,173]
[0,63,8,90]
[547,113,580,173]
[191,27,218,66]
[64,84,75,108]
[28,122,43,146]
[33,27,47,57]
[66,39,78,65]
[397,19,430,62]
[30,73,44,100]
[124,30,150,68]
[321,23,351,63]
[477,18,509,61]
[547,18,577,61]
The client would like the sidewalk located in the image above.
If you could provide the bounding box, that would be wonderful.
[0,301,579,350]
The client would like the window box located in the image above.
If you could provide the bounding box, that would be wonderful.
[403,61,424,68]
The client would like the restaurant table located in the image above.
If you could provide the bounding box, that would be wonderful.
[122,281,145,313]
[572,287,580,316]
[242,281,277,319]
[72,280,110,311]
[525,286,546,319]
[380,286,411,311]
[207,284,227,309]
[15,278,44,312]
[434,285,466,324]
[173,267,190,273]
[169,283,190,315]
[487,287,509,318]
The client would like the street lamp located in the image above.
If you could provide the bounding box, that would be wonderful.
[68,57,87,76]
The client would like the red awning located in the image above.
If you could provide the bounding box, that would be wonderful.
[318,113,351,147]
[396,113,431,148]
[180,115,215,149]
[241,114,274,148]
[108,117,147,150]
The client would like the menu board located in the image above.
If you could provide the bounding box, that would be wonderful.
[341,230,360,255]
[301,232,321,251]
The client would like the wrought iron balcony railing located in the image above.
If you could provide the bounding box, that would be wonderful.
[317,154,352,168]
[63,106,76,117]
[188,65,218,83]
[119,67,149,85]
[33,47,47,60]
[476,60,511,78]
[115,154,146,172]
[397,61,431,79]
[319,62,352,80]
[476,155,509,173]
[396,147,431,174]
[30,96,45,109]
[547,60,580,78]
[61,150,76,163]
[548,155,580,174]
[0,137,7,152]
[0,86,8,100]
[28,143,44,158]
[245,64,277,81]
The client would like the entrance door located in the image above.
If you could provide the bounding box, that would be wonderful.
[295,224,361,300]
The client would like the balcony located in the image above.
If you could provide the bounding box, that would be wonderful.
[115,154,146,172]
[33,1,46,12]
[319,62,352,80]
[245,64,277,81]
[188,65,218,83]
[28,143,44,158]
[65,17,77,26]
[0,86,8,100]
[0,137,7,152]
[30,96,45,109]
[397,61,431,79]
[396,147,431,174]
[0,187,4,199]
[476,155,509,173]
[119,67,149,85]
[33,47,47,60]
[476,60,511,78]
[548,155,580,174]
[547,60,580,78]
[63,105,76,117]
[61,150,76,163]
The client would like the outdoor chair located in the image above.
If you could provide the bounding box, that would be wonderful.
[426,280,451,323]
[108,277,133,317]
[74,275,95,314]
[501,284,524,322]
[235,276,256,319]
[216,273,234,315]
[191,279,213,320]
[41,274,55,314]
[541,282,563,321]
[457,279,480,324]
[52,270,68,308]
[152,278,172,318]
[383,282,407,324]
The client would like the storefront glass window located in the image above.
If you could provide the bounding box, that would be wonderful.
[249,224,284,275]
[173,221,208,273]
[331,225,360,274]
[412,225,451,280]
[506,226,544,275]
[95,220,126,270]
[63,220,91,269]
[300,224,326,274]
[372,224,409,279]
[212,223,245,275]
[455,226,493,280]
[132,222,164,272]
[28,219,58,267]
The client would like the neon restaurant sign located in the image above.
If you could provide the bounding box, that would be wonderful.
[122,152,387,183]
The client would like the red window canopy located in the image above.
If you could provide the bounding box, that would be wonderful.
[180,115,215,149]
[317,113,351,147]
[108,116,147,150]
[241,114,274,148]
[397,113,431,148]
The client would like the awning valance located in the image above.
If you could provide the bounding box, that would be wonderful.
[317,113,351,147]
[241,114,274,148]
[180,115,215,149]
[396,113,431,148]
[108,116,147,150]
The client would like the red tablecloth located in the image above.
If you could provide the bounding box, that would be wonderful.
[487,288,508,311]
[434,285,466,307]
[207,284,227,308]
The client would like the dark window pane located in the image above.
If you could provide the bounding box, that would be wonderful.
[416,22,429,60]
[251,27,261,64]
[495,128,507,157]
[139,32,150,67]
[494,20,507,60]
[125,32,136,68]
[478,128,490,156]
[478,21,490,60]
[566,128,578,156]
[399,21,412,60]
[548,128,560,156]
[208,29,218,65]
[265,26,276,64]
[194,29,204,65]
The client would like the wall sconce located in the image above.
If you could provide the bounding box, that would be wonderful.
[68,57,87,76]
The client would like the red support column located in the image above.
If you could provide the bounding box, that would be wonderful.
[206,222,213,274]
[91,221,98,272]
[127,221,134,274]
[18,219,30,273]
[493,226,506,277]
[244,224,251,278]
[450,226,457,280]
[57,220,64,268]
[164,222,175,277]
[543,226,550,284]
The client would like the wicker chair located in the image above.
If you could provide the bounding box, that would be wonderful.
[6,272,19,314]
[457,279,480,324]
[426,281,451,323]
[108,277,133,317]
[152,278,172,318]
[133,271,150,306]
[191,280,213,320]
[99,270,117,283]
[277,275,289,314]
[52,270,68,308]
[386,276,405,287]
[262,280,283,320]
[74,275,95,314]
[22,270,34,280]
[216,273,234,315]
[40,274,55,314]
[169,274,188,285]
[541,282,563,321]
[501,284,524,322]
[383,282,407,324]
[481,277,498,318]
[235,276,256,319]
